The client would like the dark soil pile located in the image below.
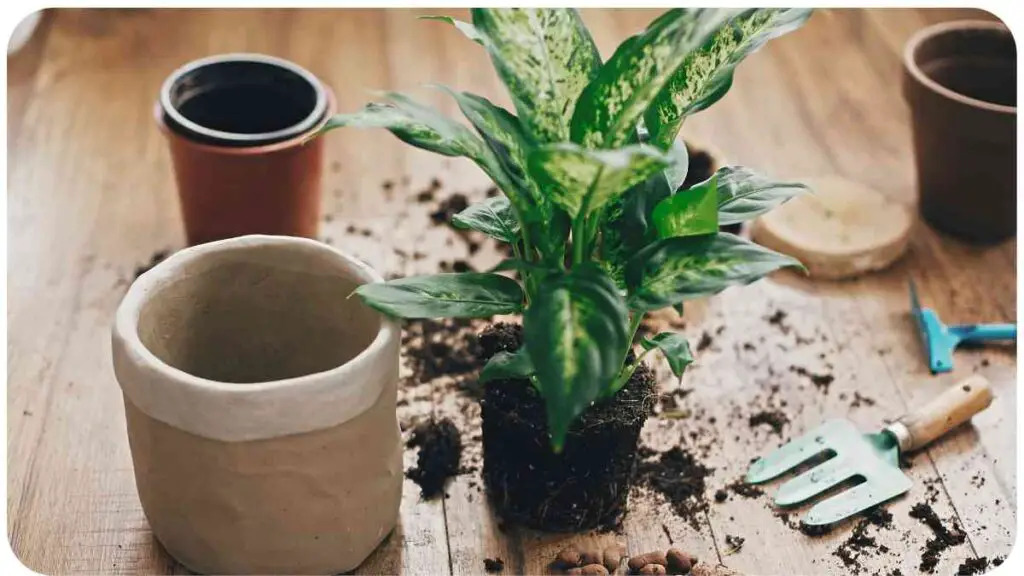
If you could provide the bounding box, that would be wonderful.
[790,365,834,393]
[909,502,967,573]
[407,418,462,499]
[724,534,745,553]
[637,446,714,530]
[479,323,657,532]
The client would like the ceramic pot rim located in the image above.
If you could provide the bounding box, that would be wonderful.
[112,235,400,442]
[159,53,328,147]
[903,20,1016,116]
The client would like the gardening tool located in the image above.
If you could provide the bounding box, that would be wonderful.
[745,375,993,526]
[910,279,1016,373]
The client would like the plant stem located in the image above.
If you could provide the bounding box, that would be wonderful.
[627,312,644,344]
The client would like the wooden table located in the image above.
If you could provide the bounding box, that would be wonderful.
[8,8,1015,575]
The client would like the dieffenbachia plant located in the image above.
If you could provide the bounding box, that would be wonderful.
[319,8,813,450]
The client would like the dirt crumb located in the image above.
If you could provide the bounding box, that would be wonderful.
[483,557,505,573]
[134,249,171,279]
[406,418,462,499]
[748,410,789,435]
[430,192,469,225]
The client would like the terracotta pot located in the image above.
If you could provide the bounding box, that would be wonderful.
[112,235,402,574]
[157,54,335,246]
[903,21,1016,243]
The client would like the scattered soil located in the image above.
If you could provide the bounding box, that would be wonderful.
[714,489,728,503]
[479,323,657,531]
[724,534,745,553]
[483,557,505,573]
[823,507,895,574]
[766,309,788,329]
[637,445,714,530]
[790,365,834,393]
[957,557,992,575]
[133,249,171,279]
[417,177,443,203]
[726,478,764,499]
[401,317,485,390]
[909,502,967,573]
[748,410,789,435]
[406,418,462,499]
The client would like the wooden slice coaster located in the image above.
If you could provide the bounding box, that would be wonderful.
[750,176,913,280]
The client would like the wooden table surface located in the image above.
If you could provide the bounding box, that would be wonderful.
[7,8,1015,576]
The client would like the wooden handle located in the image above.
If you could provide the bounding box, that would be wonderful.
[897,375,993,451]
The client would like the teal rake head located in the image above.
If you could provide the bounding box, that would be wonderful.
[909,279,1016,374]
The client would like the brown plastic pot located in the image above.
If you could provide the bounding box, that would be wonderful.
[157,54,335,246]
[902,20,1016,243]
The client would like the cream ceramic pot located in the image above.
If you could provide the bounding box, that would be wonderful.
[112,235,402,575]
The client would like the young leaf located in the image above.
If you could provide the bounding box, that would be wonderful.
[471,8,602,143]
[527,143,674,218]
[715,166,810,225]
[480,349,535,383]
[645,9,814,149]
[641,332,694,377]
[664,137,691,192]
[320,92,487,160]
[524,265,629,451]
[420,15,487,46]
[652,174,719,238]
[356,273,524,318]
[452,195,521,243]
[625,233,803,311]
[570,9,737,149]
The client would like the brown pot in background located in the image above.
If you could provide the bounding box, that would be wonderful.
[902,21,1016,244]
[157,54,334,246]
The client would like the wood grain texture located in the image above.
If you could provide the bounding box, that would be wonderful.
[7,8,1013,575]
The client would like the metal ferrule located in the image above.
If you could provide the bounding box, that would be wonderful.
[885,421,913,453]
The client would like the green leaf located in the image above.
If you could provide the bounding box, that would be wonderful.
[480,349,535,383]
[320,92,488,160]
[420,15,487,45]
[524,265,629,451]
[664,137,691,192]
[472,8,602,143]
[570,9,737,149]
[715,166,810,225]
[434,85,569,263]
[527,143,675,218]
[488,258,554,275]
[645,9,813,149]
[652,174,719,238]
[452,195,521,243]
[641,332,694,377]
[356,273,524,318]
[625,233,803,311]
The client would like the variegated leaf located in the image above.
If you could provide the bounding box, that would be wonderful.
[527,143,674,218]
[356,273,524,318]
[524,265,629,451]
[652,173,719,238]
[321,92,489,160]
[715,166,810,224]
[570,9,738,149]
[472,8,602,143]
[452,195,521,243]
[645,9,813,149]
[625,233,803,311]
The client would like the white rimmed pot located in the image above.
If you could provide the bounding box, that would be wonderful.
[112,235,402,575]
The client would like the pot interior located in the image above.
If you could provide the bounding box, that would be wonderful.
[914,25,1015,108]
[136,244,380,384]
[162,54,327,146]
